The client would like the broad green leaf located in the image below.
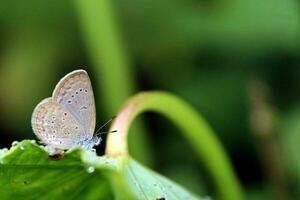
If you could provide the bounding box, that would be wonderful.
[125,160,204,200]
[0,140,205,200]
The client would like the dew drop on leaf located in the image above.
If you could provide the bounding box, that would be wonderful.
[0,148,8,157]
[87,166,95,173]
[20,145,25,151]
[11,141,19,147]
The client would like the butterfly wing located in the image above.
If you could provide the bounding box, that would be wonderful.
[52,70,96,139]
[31,97,84,149]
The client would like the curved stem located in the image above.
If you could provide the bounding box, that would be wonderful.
[105,91,245,200]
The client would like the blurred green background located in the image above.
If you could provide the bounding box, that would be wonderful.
[0,0,300,199]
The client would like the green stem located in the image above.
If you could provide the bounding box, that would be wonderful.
[106,91,245,200]
[74,0,133,112]
[74,0,153,165]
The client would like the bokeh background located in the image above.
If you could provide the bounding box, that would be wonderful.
[0,0,300,199]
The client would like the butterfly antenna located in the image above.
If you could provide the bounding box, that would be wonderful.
[95,116,116,135]
[97,130,117,136]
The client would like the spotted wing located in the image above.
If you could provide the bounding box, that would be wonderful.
[52,70,96,139]
[31,97,84,149]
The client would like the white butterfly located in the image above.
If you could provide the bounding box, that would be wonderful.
[31,70,100,151]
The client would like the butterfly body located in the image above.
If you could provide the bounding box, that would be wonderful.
[31,70,100,151]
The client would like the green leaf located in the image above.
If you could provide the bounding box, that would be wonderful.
[0,140,204,200]
[125,160,204,200]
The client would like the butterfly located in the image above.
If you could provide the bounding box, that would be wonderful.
[31,70,101,151]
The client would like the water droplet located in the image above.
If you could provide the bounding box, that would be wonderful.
[86,166,95,173]
[20,145,25,150]
[11,141,19,147]
[0,148,8,157]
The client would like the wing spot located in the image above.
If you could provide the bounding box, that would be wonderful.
[53,130,56,133]
[68,100,72,104]
[76,92,78,94]
[84,89,88,93]
[64,113,67,116]
[75,126,78,129]
[71,95,74,98]
[80,106,87,110]
[79,88,83,92]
